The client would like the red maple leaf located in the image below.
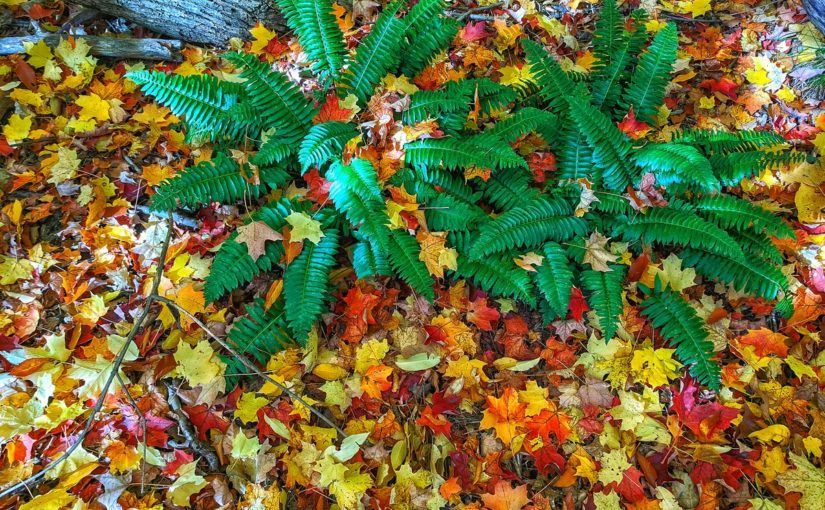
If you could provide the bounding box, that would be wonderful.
[416,406,452,436]
[314,93,353,123]
[461,21,489,42]
[182,404,230,442]
[617,106,651,140]
[699,77,738,99]
[568,287,589,321]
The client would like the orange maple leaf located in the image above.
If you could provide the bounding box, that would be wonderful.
[361,363,393,399]
[480,480,529,510]
[480,387,526,444]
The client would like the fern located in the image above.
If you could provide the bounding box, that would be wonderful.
[634,143,719,192]
[581,265,626,340]
[483,107,558,143]
[400,17,459,79]
[387,229,435,300]
[339,1,406,103]
[423,194,488,231]
[565,95,636,190]
[695,195,795,239]
[640,281,721,389]
[681,248,787,300]
[405,137,504,170]
[225,52,316,140]
[327,159,392,249]
[403,89,469,125]
[710,150,805,186]
[672,129,787,154]
[556,125,594,181]
[450,233,535,305]
[481,167,540,211]
[299,122,359,172]
[284,229,340,340]
[619,205,744,259]
[204,199,298,303]
[126,71,249,140]
[352,238,392,278]
[276,0,346,79]
[522,40,579,112]
[470,197,587,258]
[621,22,677,122]
[593,17,648,112]
[533,242,574,319]
[150,153,289,211]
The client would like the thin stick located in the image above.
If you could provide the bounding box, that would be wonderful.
[0,213,174,501]
[115,371,147,494]
[150,294,349,440]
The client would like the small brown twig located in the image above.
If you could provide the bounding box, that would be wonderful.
[163,380,221,472]
[0,213,175,501]
[447,1,505,21]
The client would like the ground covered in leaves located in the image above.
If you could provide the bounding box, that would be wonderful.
[2,0,825,509]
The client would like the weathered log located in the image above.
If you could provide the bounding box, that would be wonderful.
[0,33,183,60]
[72,0,286,46]
[803,0,825,36]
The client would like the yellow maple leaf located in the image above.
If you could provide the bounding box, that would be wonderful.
[18,490,76,510]
[686,0,712,18]
[355,338,390,374]
[749,424,791,443]
[168,461,208,506]
[41,146,81,185]
[3,114,32,143]
[0,255,35,284]
[416,231,458,278]
[499,65,534,88]
[174,339,225,387]
[597,448,631,486]
[76,93,111,122]
[698,96,716,109]
[235,392,270,423]
[55,38,97,78]
[630,344,682,387]
[23,39,53,68]
[776,453,825,510]
[250,23,277,54]
[285,211,325,244]
[480,387,526,445]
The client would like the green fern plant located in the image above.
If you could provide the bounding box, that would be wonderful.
[130,0,799,391]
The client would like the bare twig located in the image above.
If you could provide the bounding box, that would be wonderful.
[0,213,174,501]
[150,294,349,440]
[447,1,505,21]
[115,371,147,494]
[163,380,221,472]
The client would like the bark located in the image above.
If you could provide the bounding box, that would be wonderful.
[72,0,286,46]
[803,0,825,36]
[0,33,183,60]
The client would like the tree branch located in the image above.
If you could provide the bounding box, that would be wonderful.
[0,213,174,501]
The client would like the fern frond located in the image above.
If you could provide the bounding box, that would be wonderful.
[695,195,795,239]
[413,167,481,203]
[387,229,435,300]
[150,153,288,210]
[454,78,518,114]
[581,265,626,340]
[204,199,298,302]
[424,194,488,231]
[451,233,535,304]
[593,15,648,112]
[299,121,359,172]
[730,229,784,265]
[621,22,677,123]
[404,0,447,36]
[403,89,469,125]
[483,107,558,143]
[338,1,406,104]
[284,228,340,341]
[619,205,744,258]
[555,125,594,181]
[228,298,293,362]
[481,167,540,211]
[352,238,392,278]
[327,159,391,249]
[672,129,787,153]
[127,71,249,140]
[565,95,636,190]
[276,0,346,78]
[225,52,316,140]
[592,0,625,72]
[253,135,298,166]
[681,248,787,300]
[533,242,574,318]
[470,197,587,258]
[405,137,501,170]
[640,281,720,389]
[634,143,719,192]
[399,17,459,79]
[522,40,579,112]
[710,150,805,186]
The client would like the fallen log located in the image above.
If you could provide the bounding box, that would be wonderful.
[0,33,183,60]
[803,0,825,37]
[72,0,286,46]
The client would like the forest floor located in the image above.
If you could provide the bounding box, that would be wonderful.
[2,0,825,509]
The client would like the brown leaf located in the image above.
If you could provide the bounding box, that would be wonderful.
[235,221,283,262]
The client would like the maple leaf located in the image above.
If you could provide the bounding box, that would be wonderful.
[361,363,393,399]
[481,480,530,510]
[167,460,207,506]
[630,344,682,387]
[417,231,458,278]
[583,232,619,272]
[285,211,324,244]
[467,297,500,331]
[736,328,789,358]
[76,93,111,122]
[3,114,32,143]
[174,339,225,387]
[480,387,526,444]
[617,106,651,140]
[235,221,284,261]
[327,467,373,509]
[777,453,825,510]
[597,449,631,486]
